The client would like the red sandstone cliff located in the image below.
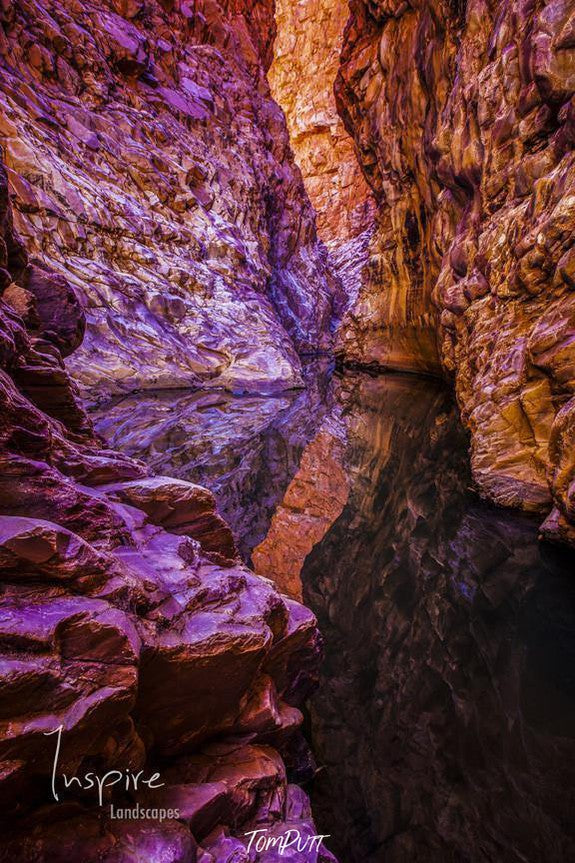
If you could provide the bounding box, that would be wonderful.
[335,0,575,541]
[0,0,340,397]
[0,143,334,860]
[2,0,575,854]
[268,0,374,244]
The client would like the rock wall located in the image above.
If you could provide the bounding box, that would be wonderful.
[335,0,575,540]
[0,157,335,860]
[0,0,340,397]
[268,0,374,244]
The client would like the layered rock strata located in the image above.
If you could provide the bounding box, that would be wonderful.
[268,0,374,244]
[0,158,334,860]
[335,0,575,540]
[0,0,340,397]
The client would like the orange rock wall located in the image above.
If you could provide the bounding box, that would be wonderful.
[335,0,575,540]
[268,0,374,243]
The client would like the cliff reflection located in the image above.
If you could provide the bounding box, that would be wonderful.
[91,362,334,560]
[302,374,575,863]
[94,370,575,861]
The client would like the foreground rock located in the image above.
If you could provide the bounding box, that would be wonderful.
[335,0,575,541]
[0,0,340,397]
[0,158,333,858]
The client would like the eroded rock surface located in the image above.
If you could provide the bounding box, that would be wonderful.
[0,0,340,397]
[335,0,575,540]
[0,157,333,859]
[268,0,374,243]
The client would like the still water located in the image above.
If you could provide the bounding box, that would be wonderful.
[92,369,575,863]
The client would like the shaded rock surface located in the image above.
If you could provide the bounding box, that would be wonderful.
[0,0,341,397]
[334,0,575,539]
[0,155,333,859]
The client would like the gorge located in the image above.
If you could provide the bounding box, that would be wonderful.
[0,0,575,861]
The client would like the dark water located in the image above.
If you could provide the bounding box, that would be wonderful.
[92,370,575,863]
[91,361,335,560]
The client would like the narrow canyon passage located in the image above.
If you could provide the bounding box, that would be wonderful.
[1,0,574,860]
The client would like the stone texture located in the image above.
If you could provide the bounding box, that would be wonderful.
[0,0,340,398]
[335,0,575,539]
[101,476,238,564]
[0,813,195,863]
[0,156,332,859]
[268,0,374,243]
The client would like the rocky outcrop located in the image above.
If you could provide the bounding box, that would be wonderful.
[268,0,374,244]
[0,0,340,397]
[335,0,575,540]
[0,158,333,859]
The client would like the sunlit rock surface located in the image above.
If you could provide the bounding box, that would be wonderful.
[334,0,575,539]
[0,157,332,860]
[268,0,374,244]
[0,0,340,397]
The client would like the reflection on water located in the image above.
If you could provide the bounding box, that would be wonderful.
[93,370,575,862]
[303,374,575,863]
[91,362,334,559]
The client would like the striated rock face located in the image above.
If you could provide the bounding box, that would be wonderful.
[268,0,374,244]
[0,0,340,397]
[0,157,333,859]
[335,0,575,539]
